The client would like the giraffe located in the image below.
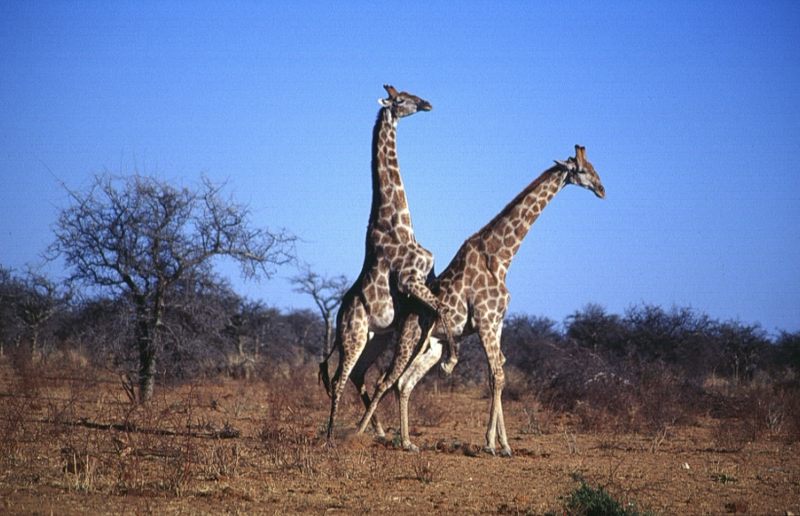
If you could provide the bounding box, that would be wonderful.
[320,85,456,440]
[355,145,605,456]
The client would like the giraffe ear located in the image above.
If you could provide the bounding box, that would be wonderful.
[378,98,392,107]
[554,159,574,171]
[383,84,399,98]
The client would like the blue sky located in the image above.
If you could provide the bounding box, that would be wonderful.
[1,1,799,333]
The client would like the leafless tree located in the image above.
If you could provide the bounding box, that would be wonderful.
[291,264,348,358]
[0,266,22,356]
[225,299,277,360]
[14,268,69,357]
[0,266,69,357]
[49,173,295,402]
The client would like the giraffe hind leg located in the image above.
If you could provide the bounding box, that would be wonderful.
[326,306,369,441]
[325,344,345,441]
[351,335,390,438]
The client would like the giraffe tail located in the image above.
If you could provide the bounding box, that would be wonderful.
[318,335,340,398]
[318,357,332,398]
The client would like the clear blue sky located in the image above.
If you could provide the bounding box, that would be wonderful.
[2,1,799,333]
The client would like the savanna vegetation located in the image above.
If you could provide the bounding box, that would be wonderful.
[1,173,798,513]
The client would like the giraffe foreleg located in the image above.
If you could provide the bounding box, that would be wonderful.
[484,364,504,455]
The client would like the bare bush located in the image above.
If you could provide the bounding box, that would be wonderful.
[784,388,800,443]
[519,399,553,435]
[711,419,751,452]
[411,454,439,484]
[258,419,317,474]
[413,386,447,427]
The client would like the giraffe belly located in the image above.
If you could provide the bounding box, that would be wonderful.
[368,301,394,330]
[361,260,395,331]
[434,316,468,340]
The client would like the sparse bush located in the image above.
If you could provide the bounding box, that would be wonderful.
[711,419,750,452]
[497,365,530,401]
[258,417,318,474]
[520,399,552,435]
[783,386,800,443]
[60,444,100,492]
[774,331,800,375]
[635,363,702,432]
[414,386,447,427]
[574,371,637,432]
[411,454,439,484]
[566,304,627,357]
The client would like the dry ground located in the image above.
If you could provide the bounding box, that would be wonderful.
[1,358,798,515]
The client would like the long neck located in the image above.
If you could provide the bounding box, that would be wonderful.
[368,107,412,231]
[475,165,568,269]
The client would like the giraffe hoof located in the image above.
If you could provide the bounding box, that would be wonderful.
[403,443,420,453]
[500,447,513,458]
[440,361,455,376]
[482,446,497,456]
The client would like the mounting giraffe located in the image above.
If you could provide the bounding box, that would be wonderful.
[320,85,455,441]
[354,145,605,456]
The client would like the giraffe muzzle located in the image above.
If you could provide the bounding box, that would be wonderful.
[594,184,606,199]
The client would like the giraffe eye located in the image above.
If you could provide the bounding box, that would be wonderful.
[395,98,406,105]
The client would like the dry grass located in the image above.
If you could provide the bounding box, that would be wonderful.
[1,354,799,515]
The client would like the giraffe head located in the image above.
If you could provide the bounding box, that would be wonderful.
[555,145,606,199]
[378,84,432,119]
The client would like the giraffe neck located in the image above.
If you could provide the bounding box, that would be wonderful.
[368,107,412,232]
[477,165,568,270]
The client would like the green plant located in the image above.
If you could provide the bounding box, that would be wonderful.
[711,472,737,484]
[562,481,646,516]
[391,433,402,448]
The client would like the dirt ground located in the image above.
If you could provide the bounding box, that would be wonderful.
[1,360,798,515]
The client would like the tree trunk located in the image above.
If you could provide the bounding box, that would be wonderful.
[31,327,39,359]
[137,284,166,403]
[237,334,245,357]
[134,296,161,404]
[136,314,156,403]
